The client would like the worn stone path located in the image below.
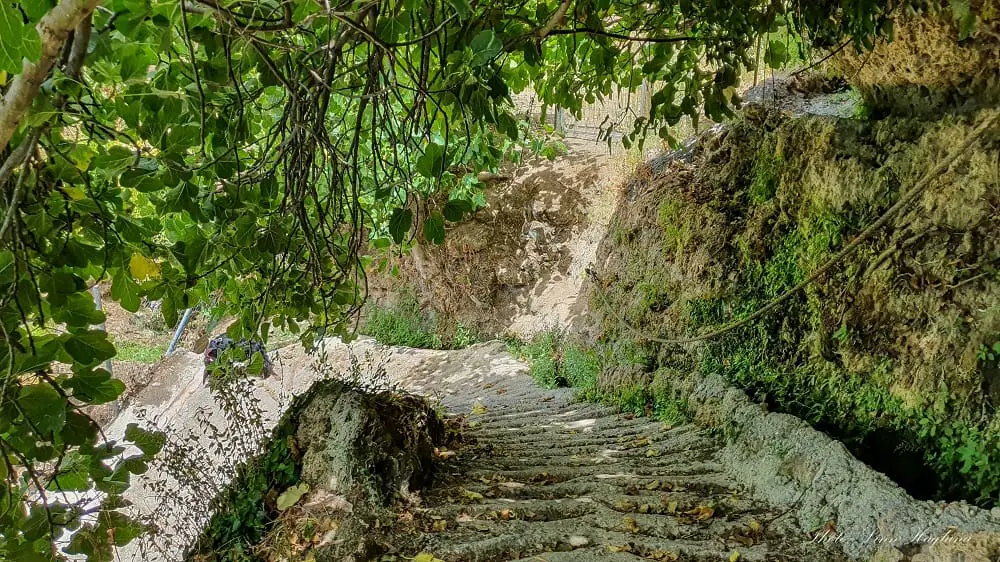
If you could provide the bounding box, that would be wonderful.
[392,342,848,562]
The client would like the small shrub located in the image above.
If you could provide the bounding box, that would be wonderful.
[361,295,480,350]
[539,138,568,160]
[561,343,600,389]
[978,340,1000,365]
[198,434,302,561]
[512,328,605,390]
[453,323,477,349]
[651,369,689,426]
[521,330,565,388]
[503,333,525,356]
[612,385,651,417]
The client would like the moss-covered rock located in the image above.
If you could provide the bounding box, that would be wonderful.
[296,383,443,507]
[189,380,445,561]
[834,2,1000,116]
[589,106,1000,504]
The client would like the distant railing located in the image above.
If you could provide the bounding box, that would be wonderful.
[510,83,652,145]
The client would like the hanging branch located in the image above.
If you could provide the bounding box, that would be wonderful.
[0,129,43,241]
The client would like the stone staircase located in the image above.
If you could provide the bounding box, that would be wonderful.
[392,342,848,562]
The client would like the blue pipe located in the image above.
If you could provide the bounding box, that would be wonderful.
[166,308,194,356]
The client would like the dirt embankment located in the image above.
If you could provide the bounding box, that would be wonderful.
[366,139,626,340]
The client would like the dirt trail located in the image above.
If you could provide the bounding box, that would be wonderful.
[394,342,848,561]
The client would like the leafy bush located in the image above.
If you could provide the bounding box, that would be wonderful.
[978,340,1000,365]
[453,323,478,349]
[520,330,565,388]
[561,343,601,389]
[195,428,302,561]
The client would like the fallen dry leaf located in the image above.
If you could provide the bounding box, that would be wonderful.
[434,448,457,460]
[529,472,558,485]
[686,505,715,521]
[460,489,484,503]
[613,499,637,512]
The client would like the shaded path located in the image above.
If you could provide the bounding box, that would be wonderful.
[391,342,848,561]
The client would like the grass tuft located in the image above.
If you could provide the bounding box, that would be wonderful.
[361,293,478,350]
[114,341,166,364]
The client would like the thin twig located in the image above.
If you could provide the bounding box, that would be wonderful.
[0,128,43,241]
[789,40,850,78]
[546,27,693,44]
